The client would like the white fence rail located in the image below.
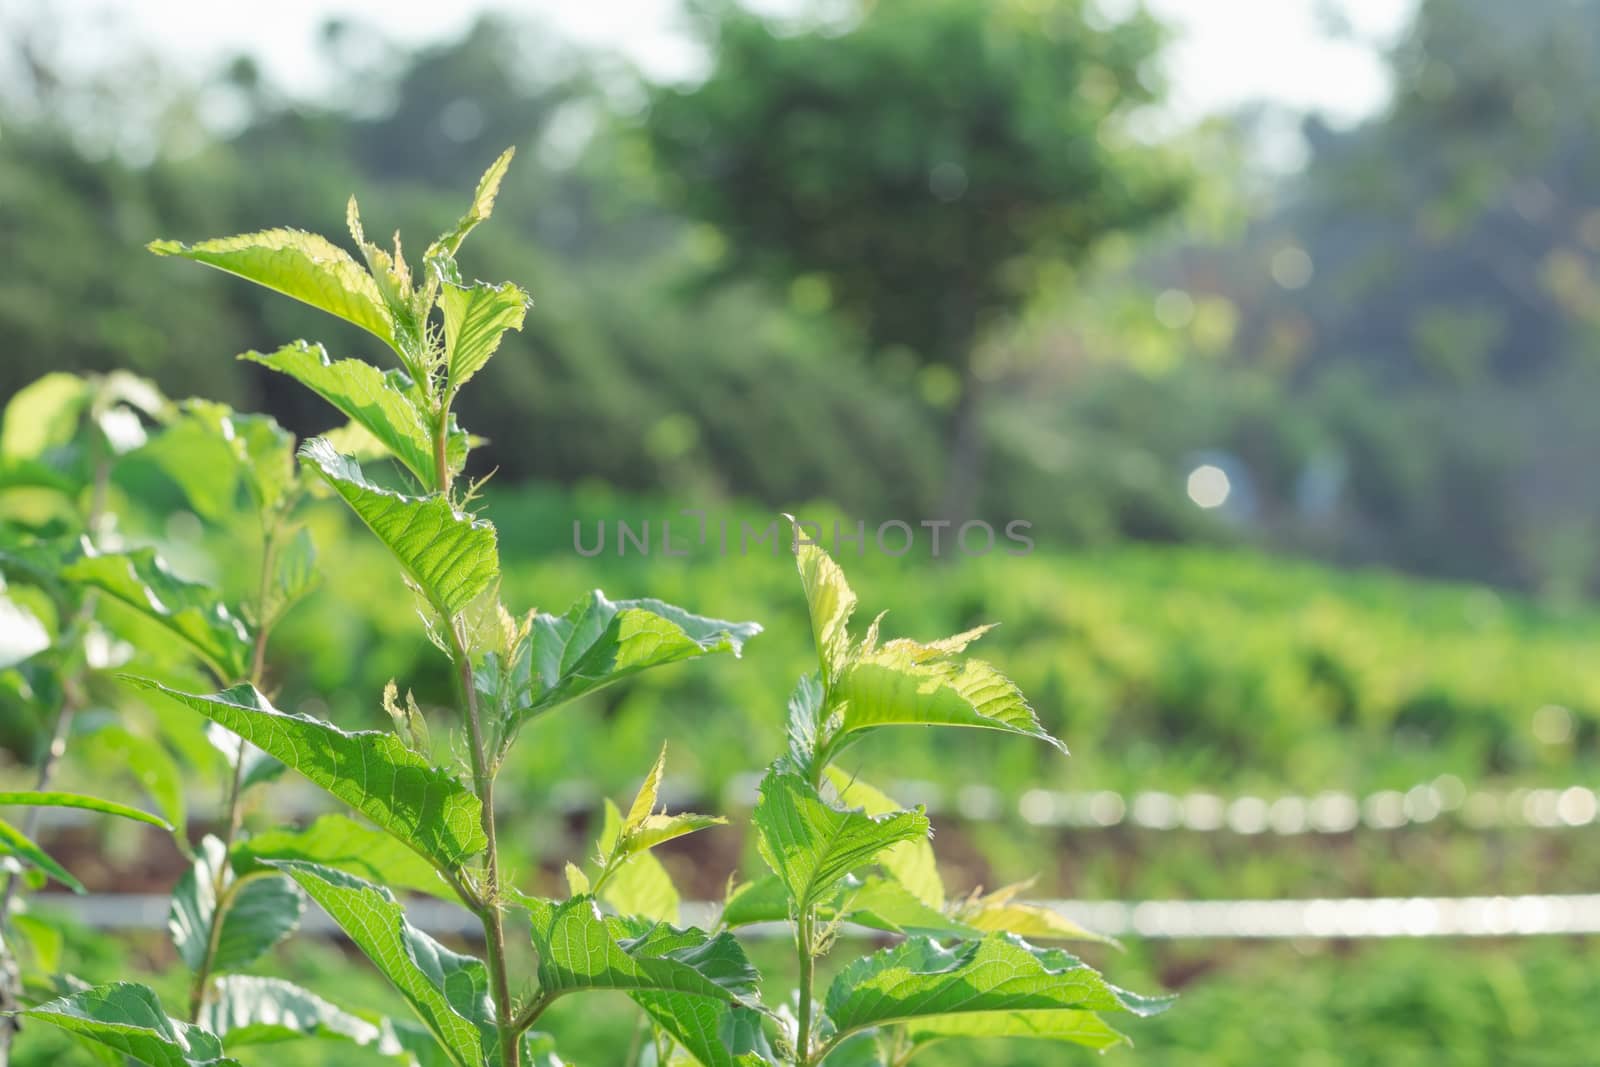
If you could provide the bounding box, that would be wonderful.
[36,893,1600,941]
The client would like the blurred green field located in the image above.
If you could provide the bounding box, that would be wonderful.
[246,481,1600,803]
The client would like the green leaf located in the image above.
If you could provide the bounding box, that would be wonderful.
[139,402,297,519]
[170,837,303,975]
[601,848,681,924]
[719,876,791,929]
[206,722,287,794]
[0,816,82,893]
[822,770,943,909]
[782,673,824,775]
[0,373,89,461]
[902,1008,1129,1054]
[124,679,485,870]
[298,438,499,618]
[632,993,775,1067]
[239,814,454,902]
[523,896,757,1005]
[608,746,726,862]
[440,280,530,396]
[242,342,449,490]
[592,801,682,923]
[791,538,855,686]
[833,647,1066,753]
[200,975,392,1051]
[64,548,251,680]
[517,591,760,724]
[426,148,516,261]
[150,230,395,348]
[272,861,496,1067]
[0,790,172,831]
[752,772,928,912]
[824,935,1172,1038]
[22,982,242,1067]
[956,883,1117,946]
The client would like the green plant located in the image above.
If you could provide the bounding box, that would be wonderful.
[4,152,1164,1065]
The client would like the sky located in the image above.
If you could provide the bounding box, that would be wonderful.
[34,0,1418,151]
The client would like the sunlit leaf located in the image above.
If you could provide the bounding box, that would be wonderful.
[243,341,449,490]
[150,230,394,348]
[515,590,759,725]
[64,547,251,681]
[752,771,927,911]
[834,647,1065,753]
[791,537,855,686]
[823,769,943,909]
[426,147,516,261]
[440,280,530,397]
[824,935,1172,1038]
[125,679,485,870]
[273,861,497,1067]
[298,438,498,618]
[23,982,242,1067]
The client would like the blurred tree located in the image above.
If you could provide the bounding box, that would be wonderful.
[646,0,1187,516]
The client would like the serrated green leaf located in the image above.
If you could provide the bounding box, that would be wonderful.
[426,148,515,261]
[957,883,1117,946]
[523,896,757,1006]
[297,438,498,618]
[610,745,726,862]
[632,993,776,1067]
[200,975,392,1051]
[516,591,759,725]
[752,772,928,912]
[903,1008,1129,1053]
[824,935,1172,1039]
[23,982,242,1067]
[273,861,496,1067]
[823,770,943,909]
[239,814,453,902]
[0,790,171,831]
[792,538,855,686]
[150,230,394,348]
[0,816,81,893]
[64,547,251,680]
[782,673,824,775]
[439,280,530,396]
[170,837,303,976]
[834,648,1066,753]
[242,342,449,490]
[124,679,485,869]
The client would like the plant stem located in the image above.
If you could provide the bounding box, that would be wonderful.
[451,623,519,1067]
[188,525,280,1023]
[796,907,816,1066]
